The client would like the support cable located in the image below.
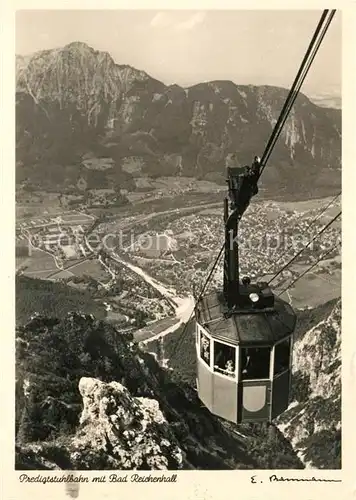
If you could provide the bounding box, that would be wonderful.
[259,10,336,176]
[268,211,341,285]
[278,243,340,296]
[169,244,225,362]
[264,192,341,276]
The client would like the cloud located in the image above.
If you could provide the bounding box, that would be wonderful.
[150,12,172,28]
[175,12,206,31]
[150,11,206,32]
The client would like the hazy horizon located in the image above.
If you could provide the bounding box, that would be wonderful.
[16,10,341,97]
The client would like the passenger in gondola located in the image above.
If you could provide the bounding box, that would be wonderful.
[242,348,251,377]
[201,336,210,363]
[225,359,235,375]
[249,156,261,195]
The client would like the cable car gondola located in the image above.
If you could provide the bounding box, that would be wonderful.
[195,158,296,424]
[191,9,337,424]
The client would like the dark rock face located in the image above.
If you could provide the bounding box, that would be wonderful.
[16,42,341,199]
[15,312,303,470]
[15,299,341,470]
[277,299,341,468]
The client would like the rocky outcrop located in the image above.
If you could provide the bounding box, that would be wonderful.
[15,312,303,470]
[276,299,341,468]
[16,42,341,199]
[70,377,184,470]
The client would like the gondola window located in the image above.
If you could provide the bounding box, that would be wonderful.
[213,341,236,378]
[200,331,211,366]
[273,337,291,376]
[241,347,271,380]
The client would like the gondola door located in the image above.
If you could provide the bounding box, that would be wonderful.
[237,346,272,423]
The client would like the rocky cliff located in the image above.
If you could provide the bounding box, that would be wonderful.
[15,312,303,470]
[16,42,341,199]
[148,298,342,469]
[277,298,341,468]
[71,377,184,469]
[15,296,341,470]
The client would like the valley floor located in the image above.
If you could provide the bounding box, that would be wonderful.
[16,192,341,330]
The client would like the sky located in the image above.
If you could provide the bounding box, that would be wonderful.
[16,10,341,97]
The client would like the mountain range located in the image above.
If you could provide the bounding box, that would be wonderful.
[16,42,341,200]
[309,91,341,110]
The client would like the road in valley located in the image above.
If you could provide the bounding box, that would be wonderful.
[85,233,195,343]
[107,252,195,343]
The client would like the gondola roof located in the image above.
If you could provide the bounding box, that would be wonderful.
[195,291,296,346]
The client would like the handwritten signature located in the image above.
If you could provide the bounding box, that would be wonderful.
[251,475,341,484]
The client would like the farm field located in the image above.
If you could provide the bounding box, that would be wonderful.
[280,270,341,308]
[105,311,128,323]
[17,211,93,228]
[16,192,63,218]
[56,212,94,224]
[134,316,179,342]
[16,248,59,278]
[47,269,74,280]
[68,259,110,281]
[275,195,340,213]
[277,259,341,308]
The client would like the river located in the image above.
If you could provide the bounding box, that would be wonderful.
[85,234,195,341]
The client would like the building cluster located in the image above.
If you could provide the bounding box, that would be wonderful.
[122,202,341,296]
[96,253,174,322]
[16,213,95,262]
